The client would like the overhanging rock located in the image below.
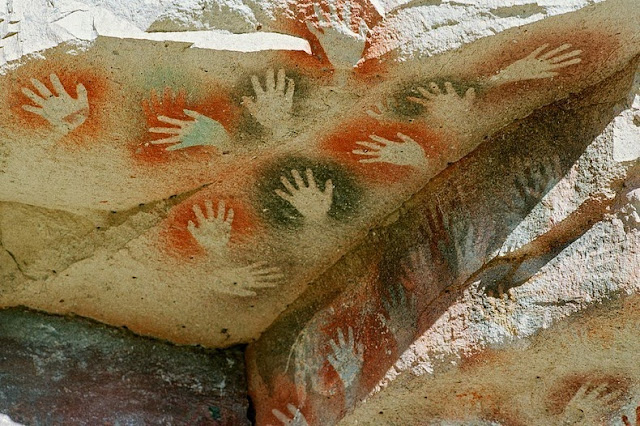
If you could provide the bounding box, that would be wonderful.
[0,0,638,424]
[0,0,637,348]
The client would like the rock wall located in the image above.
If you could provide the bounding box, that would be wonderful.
[342,293,640,425]
[0,0,638,424]
[246,57,640,425]
[0,308,249,425]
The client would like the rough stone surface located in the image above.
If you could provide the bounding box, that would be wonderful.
[0,0,638,424]
[246,59,640,424]
[341,293,640,425]
[0,308,249,425]
[1,0,636,349]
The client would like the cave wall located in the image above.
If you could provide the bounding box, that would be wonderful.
[0,0,638,424]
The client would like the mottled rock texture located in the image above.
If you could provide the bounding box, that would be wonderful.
[340,293,640,425]
[0,308,249,425]
[246,59,640,425]
[1,0,636,348]
[0,0,638,425]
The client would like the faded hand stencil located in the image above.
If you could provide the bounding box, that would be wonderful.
[352,133,428,168]
[545,371,634,425]
[380,281,417,349]
[305,0,370,71]
[243,68,295,137]
[149,109,230,151]
[498,156,563,255]
[512,157,563,212]
[271,404,309,426]
[275,169,334,224]
[560,382,625,424]
[488,43,583,85]
[211,263,284,297]
[441,212,492,279]
[365,98,397,121]
[327,326,364,390]
[407,82,476,123]
[21,73,89,133]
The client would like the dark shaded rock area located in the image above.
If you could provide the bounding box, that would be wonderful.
[0,308,249,425]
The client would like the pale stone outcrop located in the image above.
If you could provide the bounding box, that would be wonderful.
[0,0,638,424]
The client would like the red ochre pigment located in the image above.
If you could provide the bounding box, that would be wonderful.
[8,59,112,146]
[135,87,240,165]
[320,115,443,184]
[157,165,262,259]
[275,1,383,74]
[477,29,620,98]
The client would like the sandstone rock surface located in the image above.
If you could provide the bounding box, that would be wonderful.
[0,0,638,424]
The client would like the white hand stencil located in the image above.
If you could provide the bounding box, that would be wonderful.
[149,109,230,151]
[243,68,295,136]
[490,43,582,84]
[305,0,369,70]
[187,200,233,251]
[21,73,89,133]
[353,133,428,169]
[275,169,334,223]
